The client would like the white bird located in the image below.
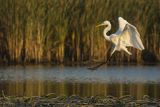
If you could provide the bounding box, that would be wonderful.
[97,17,145,56]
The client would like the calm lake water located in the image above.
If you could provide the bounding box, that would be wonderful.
[0,65,160,99]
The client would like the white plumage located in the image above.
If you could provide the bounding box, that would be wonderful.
[97,17,144,56]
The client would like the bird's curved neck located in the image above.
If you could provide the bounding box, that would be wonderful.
[103,25,111,41]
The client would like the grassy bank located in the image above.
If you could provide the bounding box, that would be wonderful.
[1,94,160,107]
[0,0,159,65]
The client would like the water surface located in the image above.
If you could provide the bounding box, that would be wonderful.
[0,65,160,99]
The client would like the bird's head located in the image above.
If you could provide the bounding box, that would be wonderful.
[96,20,111,27]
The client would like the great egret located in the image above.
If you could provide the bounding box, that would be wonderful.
[97,17,145,56]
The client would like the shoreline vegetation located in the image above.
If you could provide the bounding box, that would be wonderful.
[0,0,160,65]
[0,91,160,107]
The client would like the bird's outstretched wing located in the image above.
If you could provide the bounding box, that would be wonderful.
[121,24,144,50]
[118,17,145,50]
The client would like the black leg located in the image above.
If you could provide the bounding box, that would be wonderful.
[88,55,112,70]
[87,46,113,70]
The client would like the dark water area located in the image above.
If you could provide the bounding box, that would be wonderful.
[0,65,160,100]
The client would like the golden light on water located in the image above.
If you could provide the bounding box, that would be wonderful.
[1,80,159,99]
[0,65,160,99]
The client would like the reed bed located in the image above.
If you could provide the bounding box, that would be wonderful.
[0,0,159,64]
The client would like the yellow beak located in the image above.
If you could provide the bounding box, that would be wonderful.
[96,23,107,27]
